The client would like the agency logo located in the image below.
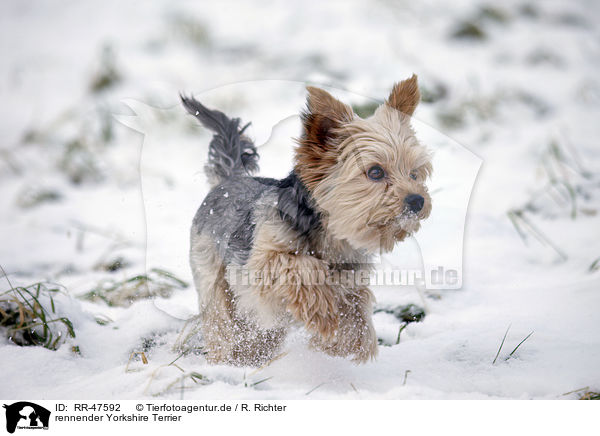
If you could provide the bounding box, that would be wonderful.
[3,402,50,433]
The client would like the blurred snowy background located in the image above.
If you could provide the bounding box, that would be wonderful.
[0,0,599,399]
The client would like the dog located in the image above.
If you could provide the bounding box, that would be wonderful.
[182,75,432,366]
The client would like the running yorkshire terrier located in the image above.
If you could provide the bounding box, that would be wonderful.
[182,75,432,366]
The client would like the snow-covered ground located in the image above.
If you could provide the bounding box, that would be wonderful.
[1,0,599,399]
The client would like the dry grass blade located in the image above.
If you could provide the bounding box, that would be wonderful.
[0,264,15,290]
[493,324,511,364]
[561,135,589,177]
[249,376,273,388]
[589,257,600,273]
[143,352,211,396]
[190,372,207,383]
[172,315,205,358]
[153,371,211,397]
[248,351,288,377]
[305,382,327,396]
[125,351,149,372]
[508,210,568,261]
[561,386,589,397]
[167,351,187,366]
[506,331,534,360]
[552,180,577,219]
[507,210,527,241]
[396,323,408,344]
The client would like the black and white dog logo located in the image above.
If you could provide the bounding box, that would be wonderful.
[3,402,50,433]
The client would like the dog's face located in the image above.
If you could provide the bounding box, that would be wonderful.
[294,75,432,253]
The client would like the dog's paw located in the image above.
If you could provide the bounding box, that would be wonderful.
[317,317,378,363]
[286,284,340,340]
[310,288,378,363]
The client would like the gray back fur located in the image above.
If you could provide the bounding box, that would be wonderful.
[192,176,279,266]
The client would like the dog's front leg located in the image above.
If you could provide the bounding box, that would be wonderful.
[246,249,341,339]
[239,220,340,339]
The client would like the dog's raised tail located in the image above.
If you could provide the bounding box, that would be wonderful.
[181,95,259,186]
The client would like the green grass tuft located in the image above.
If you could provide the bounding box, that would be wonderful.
[579,391,600,400]
[0,275,76,351]
[451,21,486,40]
[82,267,189,307]
[90,45,121,93]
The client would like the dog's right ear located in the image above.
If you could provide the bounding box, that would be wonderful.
[295,87,354,190]
[303,86,354,145]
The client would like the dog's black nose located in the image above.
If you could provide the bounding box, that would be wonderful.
[405,194,424,213]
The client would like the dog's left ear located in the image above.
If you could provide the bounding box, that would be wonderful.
[386,74,420,116]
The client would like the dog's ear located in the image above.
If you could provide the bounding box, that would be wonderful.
[304,86,354,144]
[386,74,420,116]
[295,87,354,190]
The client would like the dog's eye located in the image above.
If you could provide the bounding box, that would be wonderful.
[367,165,385,181]
[410,172,417,181]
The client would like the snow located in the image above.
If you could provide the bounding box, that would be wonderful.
[1,0,599,400]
